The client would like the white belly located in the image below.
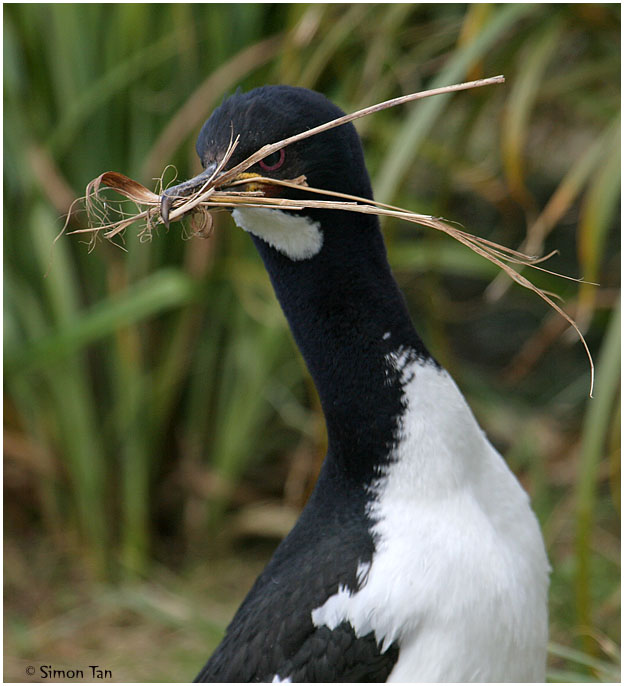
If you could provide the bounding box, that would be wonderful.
[382,494,549,682]
[312,355,550,682]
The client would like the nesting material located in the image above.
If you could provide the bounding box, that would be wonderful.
[64,75,594,393]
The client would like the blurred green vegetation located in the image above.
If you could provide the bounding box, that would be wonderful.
[4,3,620,682]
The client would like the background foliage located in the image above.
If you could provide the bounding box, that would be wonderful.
[4,3,620,682]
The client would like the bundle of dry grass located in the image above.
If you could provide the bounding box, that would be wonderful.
[65,76,594,393]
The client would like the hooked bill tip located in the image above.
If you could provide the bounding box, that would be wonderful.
[158,164,218,228]
[160,192,174,228]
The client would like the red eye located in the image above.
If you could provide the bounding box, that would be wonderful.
[259,148,285,172]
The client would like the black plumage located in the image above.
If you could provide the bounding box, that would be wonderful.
[196,485,401,682]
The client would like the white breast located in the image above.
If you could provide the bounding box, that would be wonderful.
[312,352,550,682]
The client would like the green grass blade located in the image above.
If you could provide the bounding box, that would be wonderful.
[375,3,536,203]
[6,269,198,374]
[574,302,621,651]
[549,641,621,681]
[47,31,180,157]
[501,19,563,204]
[577,123,621,315]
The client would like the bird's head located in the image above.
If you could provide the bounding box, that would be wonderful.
[161,86,377,262]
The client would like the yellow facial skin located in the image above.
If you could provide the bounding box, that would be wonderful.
[227,171,282,197]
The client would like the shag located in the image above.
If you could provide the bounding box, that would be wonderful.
[162,85,550,683]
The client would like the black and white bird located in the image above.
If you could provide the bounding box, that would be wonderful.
[162,85,550,683]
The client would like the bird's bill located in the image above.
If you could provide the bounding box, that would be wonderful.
[160,167,282,227]
[160,162,217,227]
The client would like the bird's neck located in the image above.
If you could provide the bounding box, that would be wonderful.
[251,212,432,483]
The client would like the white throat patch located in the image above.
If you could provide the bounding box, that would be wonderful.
[232,207,323,261]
